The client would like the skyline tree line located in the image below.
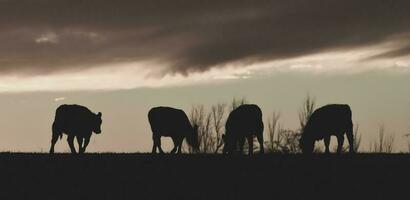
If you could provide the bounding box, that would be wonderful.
[183,95,404,154]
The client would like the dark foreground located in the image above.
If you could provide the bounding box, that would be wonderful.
[0,153,409,199]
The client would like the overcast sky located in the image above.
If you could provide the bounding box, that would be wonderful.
[0,0,409,152]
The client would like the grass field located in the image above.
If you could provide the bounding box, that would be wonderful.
[0,153,408,199]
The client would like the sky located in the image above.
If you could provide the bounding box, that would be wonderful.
[0,0,410,152]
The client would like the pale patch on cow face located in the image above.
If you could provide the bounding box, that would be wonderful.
[93,112,102,134]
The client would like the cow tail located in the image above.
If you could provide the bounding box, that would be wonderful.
[59,133,63,140]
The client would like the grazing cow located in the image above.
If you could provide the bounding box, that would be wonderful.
[223,104,264,155]
[49,104,102,154]
[148,107,199,154]
[299,104,354,154]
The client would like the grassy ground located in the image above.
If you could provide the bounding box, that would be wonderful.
[0,153,408,199]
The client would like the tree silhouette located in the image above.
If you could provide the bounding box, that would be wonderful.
[265,112,280,153]
[186,97,261,154]
[370,125,395,153]
[211,103,226,153]
[265,112,299,153]
[186,102,229,153]
[352,124,362,152]
[264,95,321,154]
[230,97,248,111]
[298,95,316,132]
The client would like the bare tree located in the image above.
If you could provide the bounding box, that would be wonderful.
[264,95,319,154]
[211,103,226,153]
[294,95,318,153]
[298,95,316,132]
[200,112,213,153]
[190,105,205,129]
[406,108,410,152]
[407,140,410,153]
[230,97,248,111]
[352,124,362,152]
[370,125,395,153]
[186,102,228,154]
[264,111,302,154]
[265,112,280,153]
[275,129,301,153]
[404,134,410,153]
[187,105,206,153]
[263,95,319,154]
[191,105,216,153]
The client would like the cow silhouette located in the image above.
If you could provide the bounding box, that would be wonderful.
[49,104,102,154]
[148,106,199,154]
[299,104,354,154]
[223,104,264,155]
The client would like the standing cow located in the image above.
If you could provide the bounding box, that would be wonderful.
[49,104,102,154]
[223,104,264,155]
[299,104,354,154]
[148,107,199,154]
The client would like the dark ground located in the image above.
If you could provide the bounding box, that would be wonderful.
[0,153,409,200]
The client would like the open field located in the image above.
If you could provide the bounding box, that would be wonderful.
[0,153,409,199]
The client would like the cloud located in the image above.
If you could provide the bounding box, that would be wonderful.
[1,49,408,93]
[35,32,59,44]
[54,97,66,101]
[366,45,410,60]
[0,0,410,76]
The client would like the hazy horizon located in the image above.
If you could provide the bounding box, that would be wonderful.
[0,0,409,153]
[0,70,409,153]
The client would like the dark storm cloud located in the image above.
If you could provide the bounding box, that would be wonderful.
[1,0,410,75]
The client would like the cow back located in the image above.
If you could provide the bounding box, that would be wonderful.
[304,104,352,140]
[148,107,192,137]
[54,104,95,132]
[225,104,263,137]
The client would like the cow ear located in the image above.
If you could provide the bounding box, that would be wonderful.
[97,112,102,117]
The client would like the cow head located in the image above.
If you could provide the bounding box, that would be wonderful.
[299,134,315,154]
[93,112,103,134]
[222,134,235,154]
[186,124,199,151]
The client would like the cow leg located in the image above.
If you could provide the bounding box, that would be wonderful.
[82,136,91,153]
[324,136,331,154]
[170,137,178,154]
[152,135,157,153]
[346,122,355,153]
[76,136,84,154]
[153,135,164,154]
[336,135,345,154]
[49,124,60,154]
[247,136,254,156]
[238,137,245,154]
[257,134,264,154]
[176,137,183,154]
[50,136,58,154]
[67,135,77,154]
